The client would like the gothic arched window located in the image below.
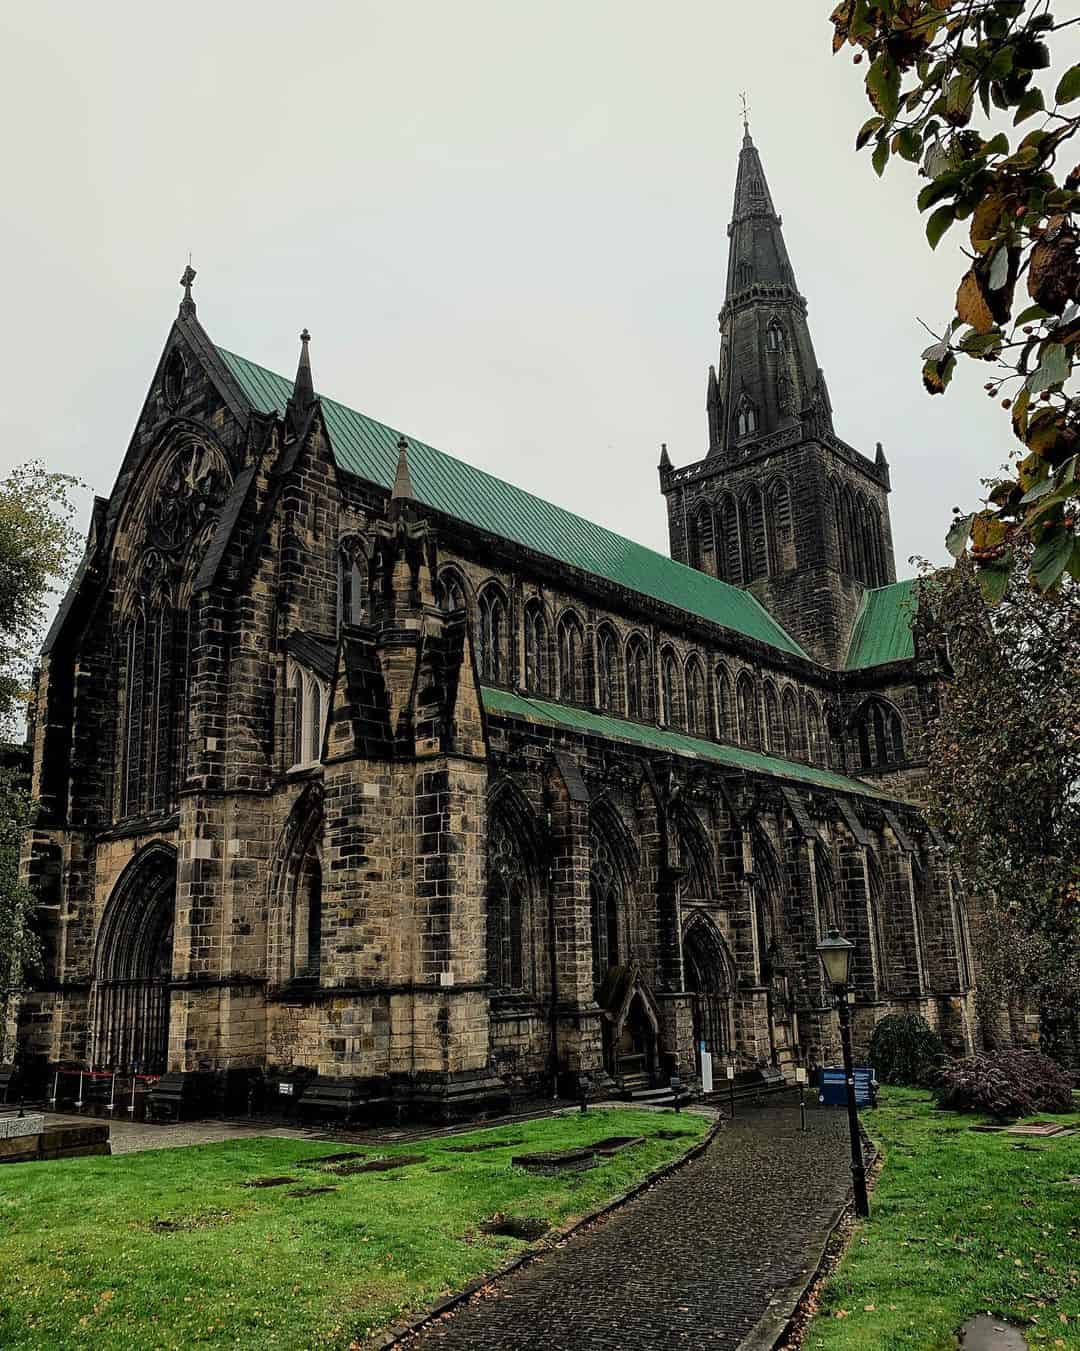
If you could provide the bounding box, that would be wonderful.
[854,698,905,769]
[557,610,586,703]
[338,542,368,627]
[435,567,468,612]
[736,673,760,749]
[718,495,742,584]
[741,487,768,580]
[478,583,508,684]
[685,657,707,736]
[523,599,550,696]
[626,634,650,721]
[714,665,734,741]
[660,647,679,726]
[766,319,784,352]
[305,680,323,764]
[294,850,322,980]
[597,624,620,711]
[805,694,827,766]
[689,503,716,574]
[764,681,783,753]
[589,829,625,986]
[487,812,530,992]
[289,667,304,766]
[781,686,803,759]
[735,397,759,438]
[767,480,796,574]
[122,612,146,817]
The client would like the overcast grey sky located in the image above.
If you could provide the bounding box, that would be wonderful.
[3,2,1073,575]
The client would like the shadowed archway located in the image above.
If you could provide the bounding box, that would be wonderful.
[90,842,177,1072]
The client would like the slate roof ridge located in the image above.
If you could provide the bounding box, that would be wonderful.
[481,685,906,805]
[215,344,809,661]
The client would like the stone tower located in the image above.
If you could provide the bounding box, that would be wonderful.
[660,122,897,666]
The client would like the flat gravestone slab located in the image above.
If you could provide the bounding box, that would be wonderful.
[958,1314,1028,1349]
[512,1147,597,1174]
[1005,1122,1066,1137]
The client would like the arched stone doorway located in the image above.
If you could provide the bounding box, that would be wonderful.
[683,912,735,1070]
[90,843,177,1072]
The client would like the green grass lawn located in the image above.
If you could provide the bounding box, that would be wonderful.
[0,1107,706,1350]
[807,1087,1080,1350]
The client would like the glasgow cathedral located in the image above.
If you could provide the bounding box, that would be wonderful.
[13,127,988,1117]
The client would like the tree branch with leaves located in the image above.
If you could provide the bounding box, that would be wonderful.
[831,0,1080,599]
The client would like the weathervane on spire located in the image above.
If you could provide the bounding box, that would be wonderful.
[740,91,750,133]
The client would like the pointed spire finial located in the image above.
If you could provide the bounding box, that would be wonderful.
[739,91,751,146]
[875,440,889,468]
[658,442,672,469]
[391,435,415,503]
[291,327,315,410]
[179,262,197,317]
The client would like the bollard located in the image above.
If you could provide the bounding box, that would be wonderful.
[669,1073,682,1113]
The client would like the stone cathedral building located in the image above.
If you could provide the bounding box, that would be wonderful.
[15,128,980,1117]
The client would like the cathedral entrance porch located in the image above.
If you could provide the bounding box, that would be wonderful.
[88,844,177,1075]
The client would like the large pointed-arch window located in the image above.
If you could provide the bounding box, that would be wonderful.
[523,599,550,695]
[718,495,742,584]
[685,657,707,736]
[781,686,803,759]
[626,634,650,721]
[435,567,467,612]
[805,694,827,766]
[287,661,329,770]
[763,681,783,753]
[767,480,796,574]
[660,647,679,726]
[589,827,625,986]
[337,540,368,627]
[487,809,531,992]
[295,850,323,980]
[736,672,760,749]
[714,665,734,742]
[597,624,620,711]
[478,583,508,684]
[741,487,768,579]
[557,610,586,703]
[854,697,905,769]
[735,396,759,438]
[766,319,784,351]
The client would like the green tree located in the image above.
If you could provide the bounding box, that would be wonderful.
[918,557,1080,1059]
[830,0,1080,600]
[0,460,83,1055]
[0,460,84,736]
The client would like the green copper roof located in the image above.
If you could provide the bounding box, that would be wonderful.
[216,346,807,659]
[846,579,918,670]
[481,686,895,801]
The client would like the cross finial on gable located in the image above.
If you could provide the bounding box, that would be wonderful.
[179,263,197,317]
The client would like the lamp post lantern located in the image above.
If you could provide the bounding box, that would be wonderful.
[816,927,870,1220]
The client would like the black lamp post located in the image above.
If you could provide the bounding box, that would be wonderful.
[816,927,870,1220]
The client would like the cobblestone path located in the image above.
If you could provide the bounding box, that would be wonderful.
[411,1102,852,1350]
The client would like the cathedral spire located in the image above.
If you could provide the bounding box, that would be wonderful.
[391,434,416,505]
[708,128,833,456]
[292,328,315,410]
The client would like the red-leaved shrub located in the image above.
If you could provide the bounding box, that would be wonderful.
[934,1048,1074,1119]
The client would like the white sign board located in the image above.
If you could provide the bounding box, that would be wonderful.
[795,1066,808,1084]
[700,1046,713,1094]
[726,1063,735,1080]
[278,1082,294,1096]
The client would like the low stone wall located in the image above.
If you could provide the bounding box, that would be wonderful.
[0,1122,111,1165]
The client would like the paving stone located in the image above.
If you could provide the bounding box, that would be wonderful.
[411,1103,852,1349]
